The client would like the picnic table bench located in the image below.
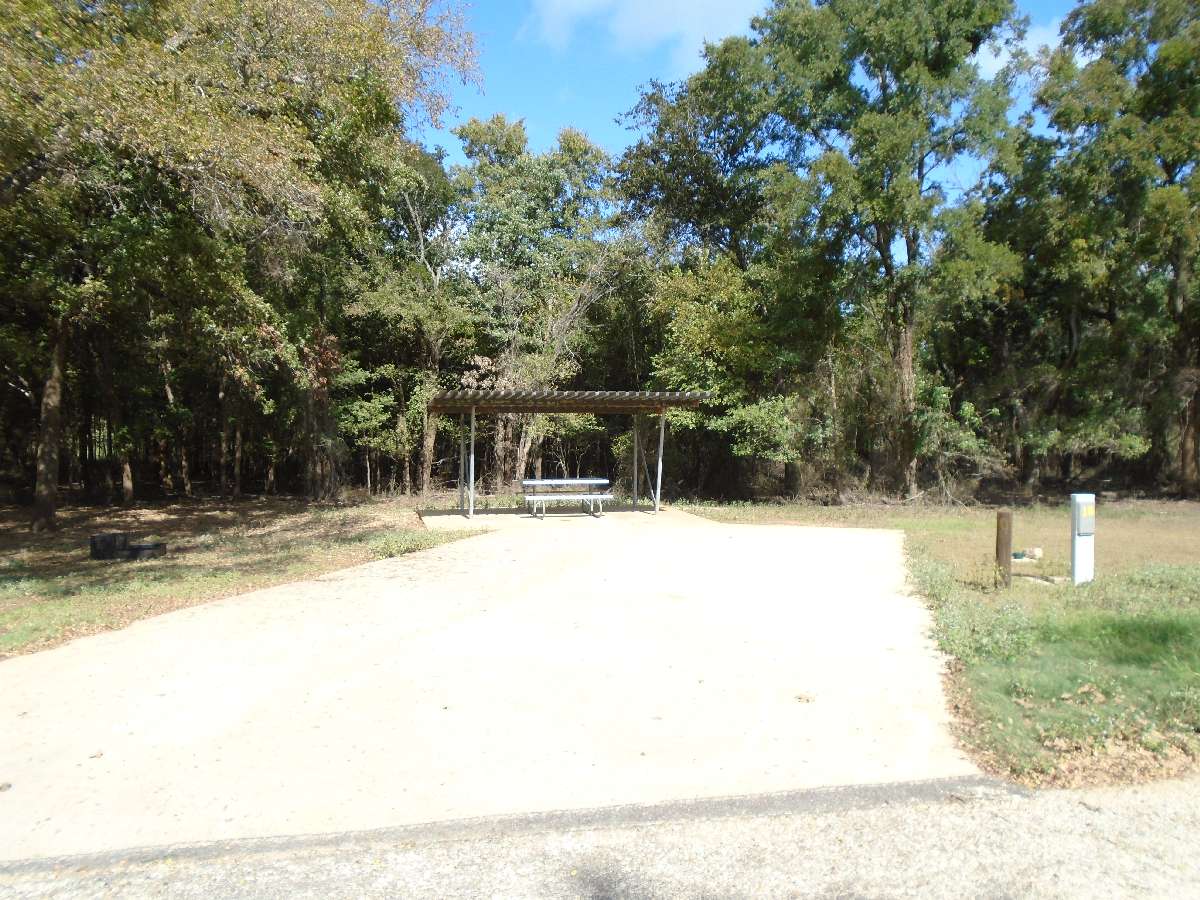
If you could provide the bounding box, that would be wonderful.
[523,478,613,518]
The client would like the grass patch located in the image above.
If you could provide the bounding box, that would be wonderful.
[0,496,476,658]
[682,499,1200,785]
[368,528,470,559]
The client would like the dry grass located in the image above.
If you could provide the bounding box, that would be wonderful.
[0,495,472,658]
[684,499,1200,580]
[684,498,1200,786]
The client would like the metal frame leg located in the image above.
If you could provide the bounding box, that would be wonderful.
[468,407,475,518]
[632,415,639,510]
[458,415,465,511]
[655,411,665,513]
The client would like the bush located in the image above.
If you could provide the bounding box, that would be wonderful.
[911,553,1034,663]
[369,530,442,559]
[936,597,1036,663]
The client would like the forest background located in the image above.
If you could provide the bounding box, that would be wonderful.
[2,0,1197,529]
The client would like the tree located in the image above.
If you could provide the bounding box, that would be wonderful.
[4,0,1198,510]
[746,0,1020,495]
[382,146,474,494]
[930,121,1157,493]
[1039,0,1199,492]
[620,0,1021,496]
[618,61,769,270]
[1,0,474,525]
[454,116,629,486]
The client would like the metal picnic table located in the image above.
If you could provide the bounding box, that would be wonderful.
[522,478,614,517]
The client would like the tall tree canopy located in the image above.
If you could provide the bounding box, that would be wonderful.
[0,0,474,527]
[620,0,1022,495]
[1041,0,1199,490]
[1,0,1197,515]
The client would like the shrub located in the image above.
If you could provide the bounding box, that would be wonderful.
[369,530,442,559]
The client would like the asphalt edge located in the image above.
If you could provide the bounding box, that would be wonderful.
[0,775,1025,876]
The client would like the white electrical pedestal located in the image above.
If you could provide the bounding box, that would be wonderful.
[1071,493,1096,585]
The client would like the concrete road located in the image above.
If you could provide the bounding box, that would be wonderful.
[0,507,975,862]
[3,774,1198,898]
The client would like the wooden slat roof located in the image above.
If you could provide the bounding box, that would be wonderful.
[428,390,708,414]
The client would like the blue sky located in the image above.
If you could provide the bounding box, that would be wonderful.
[422,0,1080,167]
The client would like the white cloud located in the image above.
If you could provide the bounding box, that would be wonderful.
[527,0,766,75]
[976,19,1063,79]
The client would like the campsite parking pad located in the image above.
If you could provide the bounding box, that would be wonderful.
[0,507,976,862]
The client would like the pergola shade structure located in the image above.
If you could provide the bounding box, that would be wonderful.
[428,390,708,517]
[428,390,707,415]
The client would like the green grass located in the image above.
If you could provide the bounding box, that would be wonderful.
[0,498,477,657]
[683,499,1200,783]
[367,528,478,559]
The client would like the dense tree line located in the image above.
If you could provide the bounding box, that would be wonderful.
[1,0,1197,528]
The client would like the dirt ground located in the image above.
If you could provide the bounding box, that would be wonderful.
[0,496,445,657]
[0,507,978,862]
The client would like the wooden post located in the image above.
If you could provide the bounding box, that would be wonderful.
[996,509,1013,588]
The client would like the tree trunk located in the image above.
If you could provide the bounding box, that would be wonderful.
[159,359,191,497]
[1181,393,1199,495]
[393,406,411,495]
[304,384,337,501]
[1172,244,1196,495]
[783,462,801,495]
[419,411,438,496]
[493,415,510,490]
[79,392,95,499]
[417,347,442,498]
[101,417,115,500]
[894,317,919,498]
[120,458,134,504]
[158,438,172,494]
[365,448,372,495]
[97,341,134,504]
[1020,449,1039,497]
[178,432,191,497]
[30,321,67,531]
[233,421,243,498]
[514,417,537,487]
[219,385,229,499]
[67,422,80,488]
[1160,237,1198,494]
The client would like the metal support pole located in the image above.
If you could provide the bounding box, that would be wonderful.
[655,411,665,513]
[468,407,475,519]
[632,414,639,509]
[458,415,465,511]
